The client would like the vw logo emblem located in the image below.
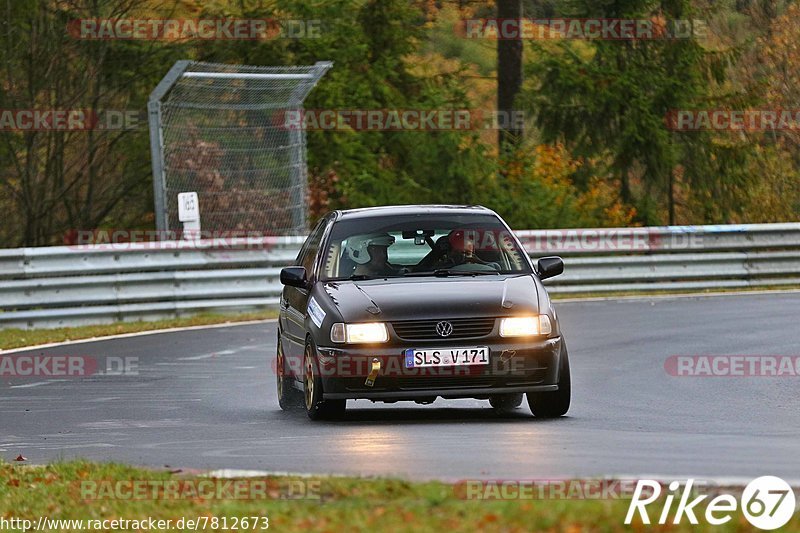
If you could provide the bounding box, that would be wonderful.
[435,321,453,337]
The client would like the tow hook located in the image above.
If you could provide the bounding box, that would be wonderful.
[500,349,516,363]
[365,358,381,387]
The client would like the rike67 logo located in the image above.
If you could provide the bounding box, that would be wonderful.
[625,476,796,530]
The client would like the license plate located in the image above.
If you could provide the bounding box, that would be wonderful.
[404,347,489,368]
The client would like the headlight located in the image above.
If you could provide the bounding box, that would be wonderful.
[330,322,389,344]
[499,315,552,337]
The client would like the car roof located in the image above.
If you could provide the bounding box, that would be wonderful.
[333,205,494,221]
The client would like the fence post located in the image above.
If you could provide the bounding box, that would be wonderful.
[148,60,191,234]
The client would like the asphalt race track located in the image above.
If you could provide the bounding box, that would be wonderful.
[2,292,799,481]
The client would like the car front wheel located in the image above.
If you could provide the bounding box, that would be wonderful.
[303,341,346,420]
[527,342,571,418]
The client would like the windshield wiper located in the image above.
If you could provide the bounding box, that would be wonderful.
[346,274,373,280]
[404,269,499,277]
[343,273,406,281]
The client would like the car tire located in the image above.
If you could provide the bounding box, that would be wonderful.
[489,393,523,413]
[303,341,346,420]
[276,339,303,410]
[527,342,571,418]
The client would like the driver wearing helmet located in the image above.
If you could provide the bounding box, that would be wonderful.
[347,233,400,277]
[430,229,473,269]
[429,229,501,271]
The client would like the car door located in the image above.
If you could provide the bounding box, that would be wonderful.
[280,218,327,375]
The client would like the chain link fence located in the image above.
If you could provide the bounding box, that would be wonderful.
[148,61,331,236]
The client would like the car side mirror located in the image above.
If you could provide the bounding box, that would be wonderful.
[280,266,308,288]
[537,256,564,280]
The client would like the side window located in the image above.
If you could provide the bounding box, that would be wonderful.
[300,219,327,276]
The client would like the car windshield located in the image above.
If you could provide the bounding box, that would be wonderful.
[321,213,531,281]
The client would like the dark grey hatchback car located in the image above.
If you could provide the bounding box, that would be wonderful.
[276,205,569,420]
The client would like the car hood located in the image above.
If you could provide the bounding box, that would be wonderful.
[323,275,539,322]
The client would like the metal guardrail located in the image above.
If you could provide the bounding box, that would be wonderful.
[1,224,799,329]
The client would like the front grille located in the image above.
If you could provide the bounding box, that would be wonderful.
[391,317,495,341]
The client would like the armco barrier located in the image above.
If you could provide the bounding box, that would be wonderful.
[1,224,799,329]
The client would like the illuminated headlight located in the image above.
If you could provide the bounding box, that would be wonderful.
[499,315,552,337]
[330,322,389,344]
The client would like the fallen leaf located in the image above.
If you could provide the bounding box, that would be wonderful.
[481,513,499,523]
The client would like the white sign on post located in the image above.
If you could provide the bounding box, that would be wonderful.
[177,192,201,239]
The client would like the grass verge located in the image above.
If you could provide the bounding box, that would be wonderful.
[1,461,788,532]
[0,311,277,351]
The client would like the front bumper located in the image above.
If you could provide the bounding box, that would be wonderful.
[314,336,563,401]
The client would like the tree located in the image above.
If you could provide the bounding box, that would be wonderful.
[0,0,186,246]
[497,0,524,150]
[524,0,731,224]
